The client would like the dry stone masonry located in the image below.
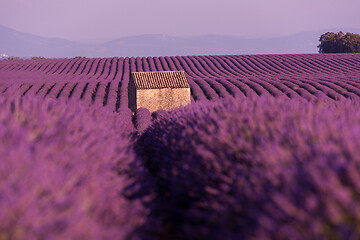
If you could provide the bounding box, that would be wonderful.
[129,71,191,113]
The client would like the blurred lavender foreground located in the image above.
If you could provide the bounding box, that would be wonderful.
[0,95,144,240]
[3,93,360,240]
[137,96,360,240]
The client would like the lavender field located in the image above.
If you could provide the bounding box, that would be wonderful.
[1,54,360,239]
[1,54,360,109]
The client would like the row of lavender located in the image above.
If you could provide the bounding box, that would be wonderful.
[1,54,359,78]
[1,54,360,111]
[188,72,360,101]
[135,96,360,239]
[0,94,141,239]
[2,71,360,112]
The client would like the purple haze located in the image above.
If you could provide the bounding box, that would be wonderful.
[0,0,359,42]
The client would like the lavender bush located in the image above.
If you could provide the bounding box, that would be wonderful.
[133,107,152,134]
[0,95,144,240]
[137,96,360,240]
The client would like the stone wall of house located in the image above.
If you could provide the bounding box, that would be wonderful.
[136,88,191,112]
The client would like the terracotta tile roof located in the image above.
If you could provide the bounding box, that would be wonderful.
[131,71,190,89]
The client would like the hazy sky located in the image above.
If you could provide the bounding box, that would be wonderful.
[1,0,359,42]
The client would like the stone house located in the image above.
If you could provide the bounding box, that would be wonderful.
[128,71,191,113]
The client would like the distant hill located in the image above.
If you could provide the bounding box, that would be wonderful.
[1,24,359,58]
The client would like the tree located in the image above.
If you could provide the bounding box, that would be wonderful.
[318,31,360,53]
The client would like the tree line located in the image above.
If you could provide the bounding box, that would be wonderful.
[318,31,360,53]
